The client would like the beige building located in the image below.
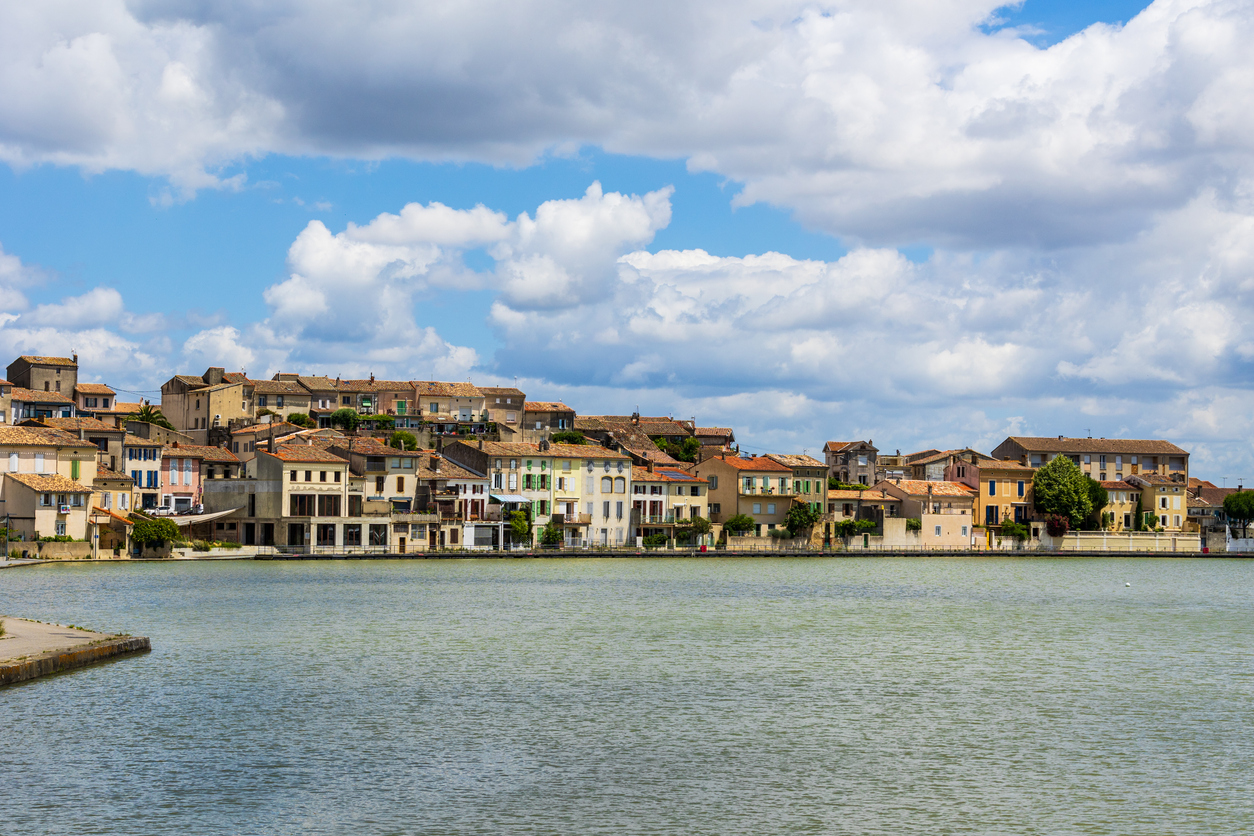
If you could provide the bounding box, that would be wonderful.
[943,449,1037,531]
[824,440,878,485]
[692,453,796,536]
[480,386,526,437]
[6,355,79,397]
[27,416,127,473]
[630,463,709,542]
[878,479,977,548]
[1127,473,1189,531]
[521,402,576,443]
[765,453,829,515]
[991,436,1189,483]
[252,379,313,422]
[0,377,10,425]
[160,368,254,444]
[0,425,99,542]
[1101,480,1140,531]
[74,383,116,417]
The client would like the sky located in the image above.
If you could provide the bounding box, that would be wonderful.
[1,0,1253,482]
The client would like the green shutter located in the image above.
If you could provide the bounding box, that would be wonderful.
[71,459,80,479]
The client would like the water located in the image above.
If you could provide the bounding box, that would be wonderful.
[3,557,1253,835]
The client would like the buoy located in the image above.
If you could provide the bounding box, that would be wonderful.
[1125,582,1131,587]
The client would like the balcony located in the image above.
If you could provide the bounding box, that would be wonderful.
[552,513,592,526]
[392,511,440,524]
[740,486,797,496]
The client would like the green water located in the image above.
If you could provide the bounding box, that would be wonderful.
[3,557,1252,834]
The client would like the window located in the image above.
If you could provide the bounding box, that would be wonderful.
[344,524,362,546]
[753,503,762,514]
[316,495,341,516]
[305,471,313,482]
[539,475,548,489]
[1084,455,1091,464]
[509,459,517,470]
[961,526,968,536]
[935,525,942,536]
[317,524,336,546]
[988,480,996,496]
[492,473,503,489]
[1017,480,1025,497]
[767,503,776,514]
[397,476,405,493]
[506,412,516,422]
[289,494,314,516]
[102,398,109,408]
[711,503,721,514]
[1174,514,1181,527]
[1160,514,1167,526]
[55,521,67,536]
[374,476,385,494]
[334,471,341,483]
[858,455,868,466]
[8,452,17,471]
[601,476,612,493]
[614,477,625,493]
[1160,497,1168,509]
[1099,455,1107,467]
[120,493,128,510]
[320,471,327,482]
[35,452,44,473]
[508,473,517,490]
[369,524,387,546]
[41,492,52,506]
[290,470,297,481]
[603,500,610,518]
[276,396,285,408]
[258,395,268,407]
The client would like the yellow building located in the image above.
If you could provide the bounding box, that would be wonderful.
[1128,474,1189,531]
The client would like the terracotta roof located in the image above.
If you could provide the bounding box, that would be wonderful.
[455,440,628,460]
[524,401,573,412]
[296,376,339,391]
[830,489,896,503]
[911,450,958,466]
[0,378,12,386]
[107,402,143,414]
[1130,473,1186,486]
[1002,436,1189,455]
[251,379,309,395]
[28,417,121,433]
[1100,481,1138,490]
[15,355,77,366]
[232,421,304,436]
[765,453,826,469]
[163,444,240,463]
[173,374,210,387]
[1193,486,1236,506]
[339,379,410,393]
[479,386,525,397]
[694,427,734,437]
[91,506,134,525]
[1188,477,1217,491]
[223,372,249,384]
[9,387,74,404]
[265,444,349,464]
[122,434,163,446]
[0,426,97,447]
[973,458,1035,471]
[96,465,133,481]
[823,441,856,453]
[881,480,976,497]
[709,455,792,473]
[4,472,93,493]
[328,437,419,457]
[74,383,115,395]
[416,453,479,480]
[631,465,707,483]
[412,380,483,398]
[905,449,942,462]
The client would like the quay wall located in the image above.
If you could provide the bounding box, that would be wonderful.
[0,636,151,688]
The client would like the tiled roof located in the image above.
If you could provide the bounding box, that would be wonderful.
[1003,436,1189,455]
[163,444,239,463]
[223,372,249,384]
[0,426,97,447]
[709,455,792,473]
[904,449,942,462]
[412,380,483,398]
[823,441,855,453]
[96,465,133,481]
[479,386,525,397]
[328,437,419,457]
[416,453,479,480]
[1100,480,1137,490]
[4,472,93,493]
[232,421,303,436]
[251,379,308,395]
[10,387,74,404]
[108,402,143,414]
[296,376,339,391]
[631,465,707,483]
[1193,486,1235,506]
[765,453,826,469]
[29,417,121,433]
[15,355,77,366]
[974,458,1035,471]
[173,374,209,387]
[458,440,628,460]
[882,479,976,497]
[524,401,573,412]
[694,427,734,437]
[830,489,896,502]
[1188,477,1217,490]
[339,378,411,393]
[74,383,115,395]
[911,450,958,466]
[91,506,134,525]
[123,433,163,446]
[1131,473,1186,486]
[266,444,349,464]
[0,378,11,386]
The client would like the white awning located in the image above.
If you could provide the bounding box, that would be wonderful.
[490,494,532,503]
[169,507,244,527]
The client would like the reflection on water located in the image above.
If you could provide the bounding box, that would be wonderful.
[4,557,1252,835]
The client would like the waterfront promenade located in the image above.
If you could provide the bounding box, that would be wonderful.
[0,617,150,687]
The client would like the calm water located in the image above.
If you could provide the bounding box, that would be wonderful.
[3,557,1253,835]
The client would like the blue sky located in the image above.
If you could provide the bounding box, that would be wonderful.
[3,0,1253,478]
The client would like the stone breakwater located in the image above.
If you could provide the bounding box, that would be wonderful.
[0,618,150,687]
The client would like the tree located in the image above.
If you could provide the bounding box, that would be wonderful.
[329,408,361,431]
[1223,491,1254,537]
[1045,515,1070,537]
[1032,456,1093,528]
[539,522,563,545]
[126,404,175,430]
[652,436,701,463]
[676,515,712,544]
[389,430,419,451]
[131,516,180,547]
[829,478,869,491]
[784,502,821,537]
[287,412,315,428]
[835,518,877,537]
[723,514,756,535]
[509,510,531,543]
[550,431,586,445]
[1085,477,1109,529]
[1133,493,1144,531]
[999,519,1029,541]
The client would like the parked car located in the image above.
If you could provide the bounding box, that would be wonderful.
[153,505,173,516]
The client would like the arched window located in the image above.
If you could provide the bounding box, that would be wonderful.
[601,476,612,493]
[614,477,625,493]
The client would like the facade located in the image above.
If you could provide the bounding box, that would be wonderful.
[74,383,116,417]
[412,381,486,422]
[1101,481,1140,531]
[824,440,878,485]
[0,425,99,541]
[521,402,576,443]
[27,416,126,473]
[829,488,900,521]
[160,368,254,444]
[123,434,164,509]
[693,453,797,536]
[765,454,829,515]
[479,386,526,437]
[943,450,1037,530]
[630,463,709,542]
[877,479,977,548]
[1126,473,1189,531]
[991,436,1189,483]
[5,355,79,397]
[252,379,313,423]
[10,387,76,422]
[0,378,10,425]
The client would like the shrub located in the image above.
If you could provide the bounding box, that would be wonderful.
[389,430,419,451]
[784,503,822,537]
[723,514,756,535]
[131,516,181,547]
[1045,515,1070,537]
[836,518,878,537]
[550,431,586,445]
[999,520,1029,540]
[828,479,869,491]
[539,522,563,545]
[642,533,668,547]
[192,540,212,552]
[286,412,315,428]
[329,408,361,431]
[905,518,922,531]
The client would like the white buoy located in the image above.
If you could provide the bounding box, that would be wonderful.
[1125,582,1131,587]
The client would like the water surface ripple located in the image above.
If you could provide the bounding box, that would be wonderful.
[3,557,1252,834]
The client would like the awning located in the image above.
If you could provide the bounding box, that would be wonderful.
[169,507,244,527]
[490,494,532,503]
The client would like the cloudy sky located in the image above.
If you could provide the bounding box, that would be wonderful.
[2,0,1252,480]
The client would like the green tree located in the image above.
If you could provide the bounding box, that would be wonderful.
[1133,493,1144,530]
[550,431,586,445]
[723,514,756,535]
[389,430,419,451]
[130,516,180,547]
[999,519,1029,541]
[642,533,669,547]
[905,518,922,531]
[1085,477,1109,529]
[675,515,712,544]
[835,518,877,537]
[329,408,361,431]
[1223,491,1254,537]
[652,436,701,463]
[509,510,532,543]
[828,478,869,491]
[287,412,315,428]
[783,502,821,537]
[539,522,563,545]
[1032,456,1093,528]
[126,403,175,430]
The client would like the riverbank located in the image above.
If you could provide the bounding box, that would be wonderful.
[0,617,150,687]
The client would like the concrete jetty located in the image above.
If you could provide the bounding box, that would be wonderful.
[0,617,150,687]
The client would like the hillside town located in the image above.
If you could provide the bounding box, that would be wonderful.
[1,355,1249,558]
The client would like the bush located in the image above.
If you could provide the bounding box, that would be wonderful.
[999,520,1029,540]
[550,431,586,445]
[192,540,212,552]
[642,533,668,547]
[539,522,563,545]
[828,479,869,491]
[835,518,877,537]
[286,412,315,428]
[784,503,822,537]
[389,430,419,451]
[38,535,78,542]
[905,518,922,531]
[1045,515,1070,537]
[329,408,361,431]
[131,516,181,547]
[723,514,756,535]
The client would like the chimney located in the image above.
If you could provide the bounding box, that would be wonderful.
[432,455,441,473]
[647,459,654,473]
[72,353,78,364]
[435,436,443,453]
[369,373,375,383]
[478,437,484,451]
